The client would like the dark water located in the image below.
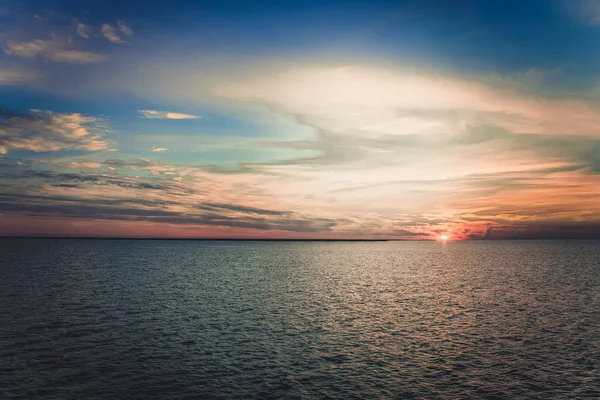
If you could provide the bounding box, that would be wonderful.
[1,239,599,399]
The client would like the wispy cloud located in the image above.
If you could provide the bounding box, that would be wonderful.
[101,22,132,44]
[1,60,594,239]
[103,158,199,181]
[117,20,134,37]
[139,110,201,119]
[75,20,133,43]
[215,65,600,138]
[3,37,107,63]
[0,64,37,85]
[100,24,123,43]
[0,193,340,233]
[66,162,103,169]
[199,202,290,216]
[0,165,340,235]
[76,22,91,39]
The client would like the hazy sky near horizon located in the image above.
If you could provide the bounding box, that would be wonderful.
[1,0,600,239]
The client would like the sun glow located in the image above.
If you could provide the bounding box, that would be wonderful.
[439,234,449,241]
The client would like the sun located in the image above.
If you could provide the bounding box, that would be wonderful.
[439,234,449,241]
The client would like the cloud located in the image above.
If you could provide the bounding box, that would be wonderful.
[66,162,102,169]
[78,60,600,238]
[0,167,340,234]
[1,54,600,238]
[215,65,600,138]
[7,176,596,237]
[3,37,107,63]
[139,110,201,119]
[476,223,600,240]
[104,158,179,175]
[117,20,134,37]
[0,194,339,233]
[101,23,128,44]
[76,22,91,39]
[0,169,195,194]
[102,158,202,182]
[104,158,160,168]
[50,49,107,63]
[1,151,599,239]
[0,65,37,85]
[75,20,132,42]
[199,202,290,216]
[0,109,110,153]
[204,64,600,229]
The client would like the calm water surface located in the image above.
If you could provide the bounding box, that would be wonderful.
[1,239,599,399]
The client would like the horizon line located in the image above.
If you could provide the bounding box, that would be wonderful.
[1,236,600,241]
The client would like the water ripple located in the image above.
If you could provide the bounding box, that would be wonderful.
[1,239,599,399]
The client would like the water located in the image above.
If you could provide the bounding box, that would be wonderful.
[1,239,599,399]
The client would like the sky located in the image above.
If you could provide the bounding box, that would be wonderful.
[1,0,600,240]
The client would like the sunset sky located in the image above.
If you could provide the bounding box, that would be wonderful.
[1,0,600,239]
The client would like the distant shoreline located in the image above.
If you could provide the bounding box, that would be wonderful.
[1,237,599,241]
[0,237,396,241]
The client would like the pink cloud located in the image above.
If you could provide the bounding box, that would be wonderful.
[66,162,103,169]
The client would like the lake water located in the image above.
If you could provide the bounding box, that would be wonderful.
[1,239,599,399]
